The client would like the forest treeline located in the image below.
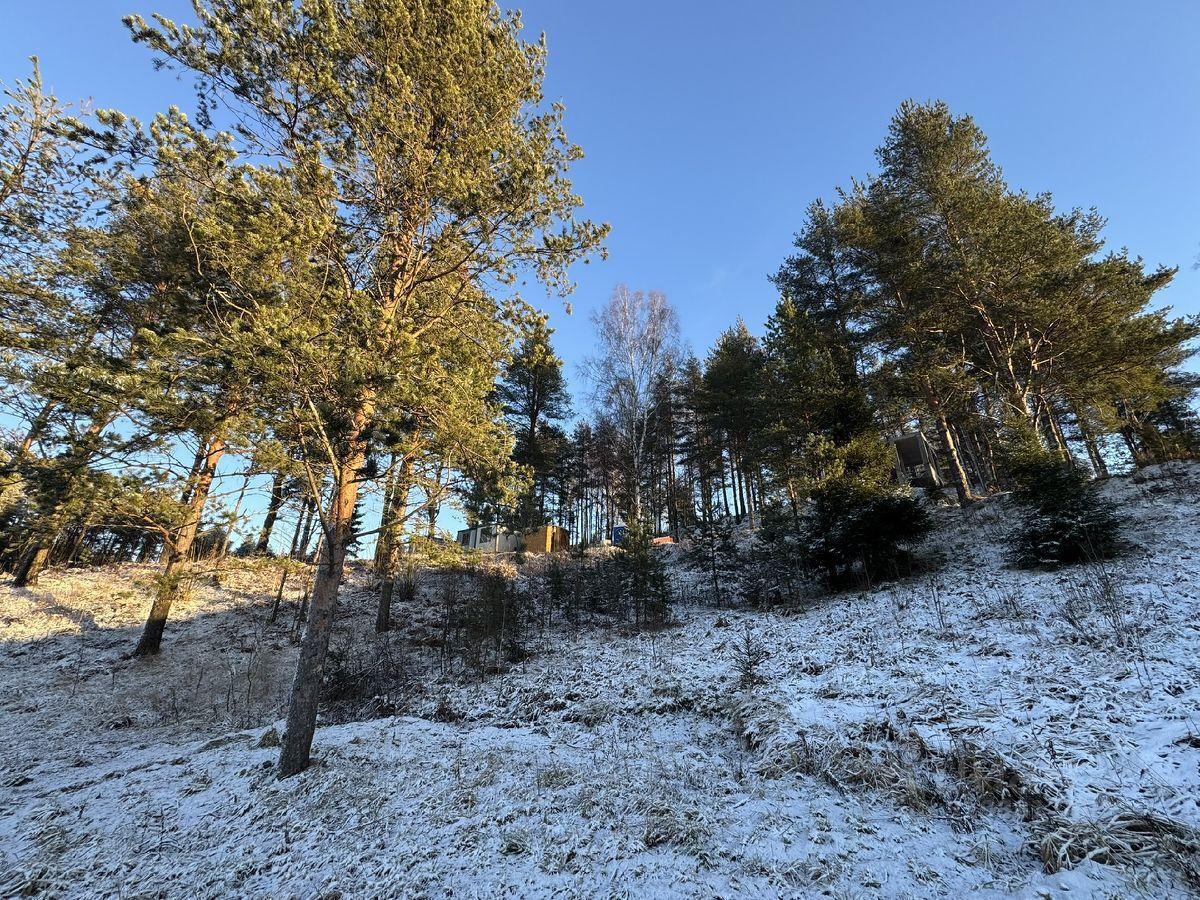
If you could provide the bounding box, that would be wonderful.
[1,1,1196,776]
[473,107,1199,568]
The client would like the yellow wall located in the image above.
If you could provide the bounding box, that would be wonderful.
[522,526,569,554]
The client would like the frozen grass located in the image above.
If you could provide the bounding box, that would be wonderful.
[1,463,1199,897]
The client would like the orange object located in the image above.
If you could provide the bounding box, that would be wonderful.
[522,525,570,554]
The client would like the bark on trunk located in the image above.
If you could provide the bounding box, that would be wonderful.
[12,543,51,587]
[977,424,1003,491]
[376,578,395,634]
[375,453,414,633]
[133,435,225,656]
[161,445,208,564]
[372,461,398,573]
[255,472,286,555]
[1036,395,1070,460]
[278,405,370,777]
[296,497,316,560]
[287,502,307,560]
[13,416,109,586]
[270,566,290,624]
[1076,411,1109,479]
[935,414,975,506]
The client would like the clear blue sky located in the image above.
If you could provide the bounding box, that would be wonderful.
[4,0,1198,541]
[5,0,1198,386]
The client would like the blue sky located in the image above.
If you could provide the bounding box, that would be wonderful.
[4,0,1198,542]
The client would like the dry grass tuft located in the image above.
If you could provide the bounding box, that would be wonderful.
[1039,811,1200,886]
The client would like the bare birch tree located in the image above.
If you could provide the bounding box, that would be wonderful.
[584,285,682,521]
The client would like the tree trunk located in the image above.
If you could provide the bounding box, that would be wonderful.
[269,565,289,624]
[64,520,90,565]
[745,455,758,530]
[255,472,286,554]
[976,423,1003,491]
[935,414,975,506]
[161,444,208,564]
[12,543,51,587]
[13,416,109,586]
[218,474,250,563]
[786,481,802,534]
[133,435,226,656]
[294,497,316,560]
[1119,426,1147,468]
[666,448,679,540]
[1075,408,1109,479]
[376,452,413,633]
[1049,411,1070,461]
[729,448,739,525]
[278,404,371,777]
[719,461,730,519]
[372,459,398,573]
[286,502,307,560]
[957,426,994,495]
[1036,395,1070,460]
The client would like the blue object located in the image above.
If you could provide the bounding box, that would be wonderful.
[611,525,627,546]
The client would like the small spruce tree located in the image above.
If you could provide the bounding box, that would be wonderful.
[618,521,672,628]
[1002,425,1121,567]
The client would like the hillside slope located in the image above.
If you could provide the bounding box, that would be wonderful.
[2,464,1198,898]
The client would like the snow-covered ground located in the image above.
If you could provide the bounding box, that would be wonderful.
[2,464,1198,898]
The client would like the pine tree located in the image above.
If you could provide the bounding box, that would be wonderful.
[0,61,132,577]
[112,122,291,656]
[495,315,572,528]
[700,320,765,525]
[123,0,606,775]
[675,356,723,529]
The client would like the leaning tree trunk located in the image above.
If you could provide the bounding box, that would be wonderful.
[159,444,207,564]
[935,413,975,506]
[295,496,317,561]
[12,543,53,588]
[133,435,226,657]
[376,453,414,633]
[279,404,371,778]
[62,516,91,565]
[1075,407,1109,479]
[1049,410,1071,461]
[372,460,398,574]
[1035,395,1070,460]
[957,426,996,495]
[1119,425,1149,468]
[13,416,109,587]
[255,472,286,555]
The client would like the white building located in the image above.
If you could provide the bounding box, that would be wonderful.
[455,525,523,553]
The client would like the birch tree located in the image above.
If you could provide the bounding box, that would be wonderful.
[584,285,681,521]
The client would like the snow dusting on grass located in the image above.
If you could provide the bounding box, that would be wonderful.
[2,464,1199,897]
